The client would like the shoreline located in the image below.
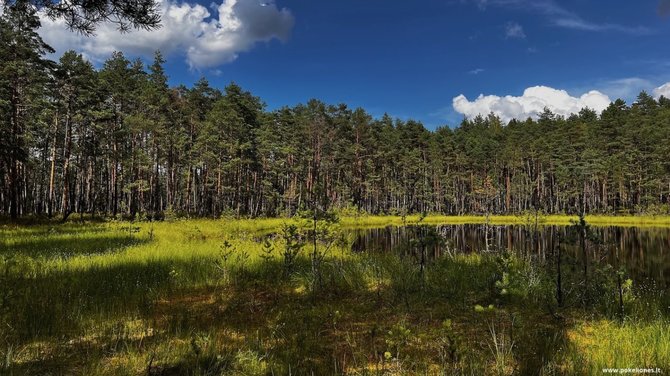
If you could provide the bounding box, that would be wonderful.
[340,214,670,228]
[4,214,670,229]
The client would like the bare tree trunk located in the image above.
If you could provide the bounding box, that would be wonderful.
[48,113,58,218]
[506,170,511,212]
[9,84,21,221]
[556,241,563,307]
[61,106,73,221]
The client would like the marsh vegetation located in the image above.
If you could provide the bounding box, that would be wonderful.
[1,215,669,375]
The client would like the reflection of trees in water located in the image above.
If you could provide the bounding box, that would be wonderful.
[350,225,670,287]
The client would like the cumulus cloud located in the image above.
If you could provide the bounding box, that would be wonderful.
[37,0,294,69]
[505,22,525,39]
[654,82,670,99]
[452,86,612,123]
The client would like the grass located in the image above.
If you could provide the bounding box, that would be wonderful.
[560,319,670,373]
[340,213,670,227]
[1,216,669,374]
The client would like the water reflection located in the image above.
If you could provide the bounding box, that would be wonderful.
[349,225,670,287]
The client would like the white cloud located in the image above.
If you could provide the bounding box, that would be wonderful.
[468,68,485,75]
[37,0,294,69]
[452,86,612,123]
[654,82,670,99]
[552,17,650,34]
[505,22,525,39]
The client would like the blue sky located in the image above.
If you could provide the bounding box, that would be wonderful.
[37,0,670,128]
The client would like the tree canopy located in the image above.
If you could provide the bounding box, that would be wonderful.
[2,7,670,220]
[2,0,160,34]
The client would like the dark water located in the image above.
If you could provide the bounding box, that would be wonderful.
[348,224,670,287]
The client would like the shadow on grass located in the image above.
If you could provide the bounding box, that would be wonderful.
[0,215,109,227]
[1,234,149,258]
[2,255,181,341]
[0,222,152,259]
[4,255,575,375]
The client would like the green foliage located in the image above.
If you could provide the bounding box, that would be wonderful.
[474,304,495,313]
[494,252,553,304]
[279,223,304,275]
[258,237,275,265]
[213,238,235,283]
[385,322,413,359]
[436,319,464,366]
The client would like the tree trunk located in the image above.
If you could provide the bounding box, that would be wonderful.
[61,106,73,221]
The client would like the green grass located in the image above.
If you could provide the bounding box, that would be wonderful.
[1,216,669,374]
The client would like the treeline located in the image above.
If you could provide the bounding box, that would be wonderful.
[2,6,670,220]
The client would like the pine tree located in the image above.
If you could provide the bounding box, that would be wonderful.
[3,0,161,34]
[0,0,54,219]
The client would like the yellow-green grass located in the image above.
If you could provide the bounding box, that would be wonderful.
[560,319,670,373]
[340,214,670,228]
[156,213,670,231]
